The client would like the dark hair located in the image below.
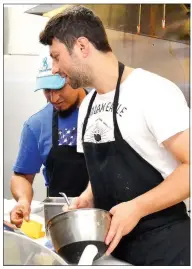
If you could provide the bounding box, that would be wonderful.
[39,5,112,53]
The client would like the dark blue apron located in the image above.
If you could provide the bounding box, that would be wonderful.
[46,96,89,197]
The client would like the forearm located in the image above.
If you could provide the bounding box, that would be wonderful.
[10,173,35,203]
[135,163,189,218]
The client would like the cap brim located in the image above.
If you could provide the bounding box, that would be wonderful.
[34,75,66,92]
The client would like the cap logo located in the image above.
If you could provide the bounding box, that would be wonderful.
[37,56,53,78]
[39,57,51,73]
[42,57,48,70]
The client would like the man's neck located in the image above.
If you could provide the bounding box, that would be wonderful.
[77,88,87,107]
[90,52,134,94]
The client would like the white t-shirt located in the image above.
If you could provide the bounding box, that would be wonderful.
[77,68,189,179]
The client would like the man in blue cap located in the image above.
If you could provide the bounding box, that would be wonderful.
[10,49,89,227]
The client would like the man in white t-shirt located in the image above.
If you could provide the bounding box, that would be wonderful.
[39,6,190,266]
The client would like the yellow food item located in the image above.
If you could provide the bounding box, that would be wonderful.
[40,231,45,237]
[20,220,44,239]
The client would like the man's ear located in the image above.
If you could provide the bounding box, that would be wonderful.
[75,37,90,58]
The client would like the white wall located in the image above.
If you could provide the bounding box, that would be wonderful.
[4,55,47,200]
[4,6,48,200]
[5,5,48,55]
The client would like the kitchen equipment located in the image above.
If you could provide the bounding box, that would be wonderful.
[42,196,73,231]
[59,192,71,206]
[78,245,98,265]
[4,230,67,265]
[47,208,111,264]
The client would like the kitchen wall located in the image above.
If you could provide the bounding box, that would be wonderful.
[4,6,48,200]
[4,5,47,55]
[106,29,190,105]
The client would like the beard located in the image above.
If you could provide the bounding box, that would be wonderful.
[67,57,93,89]
[58,103,77,118]
[58,100,78,118]
[69,72,91,89]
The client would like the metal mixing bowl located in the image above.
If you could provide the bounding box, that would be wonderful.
[42,196,74,233]
[47,208,111,264]
[4,231,67,265]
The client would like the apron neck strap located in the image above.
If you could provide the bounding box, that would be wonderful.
[113,62,125,139]
[52,108,59,147]
[82,90,97,139]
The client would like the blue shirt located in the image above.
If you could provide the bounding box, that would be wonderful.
[13,103,79,186]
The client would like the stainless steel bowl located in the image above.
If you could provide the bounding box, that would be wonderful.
[47,208,111,264]
[4,230,67,265]
[42,197,73,233]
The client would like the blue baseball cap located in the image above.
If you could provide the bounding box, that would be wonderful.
[35,49,66,92]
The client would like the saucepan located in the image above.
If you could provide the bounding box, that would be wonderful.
[47,208,112,265]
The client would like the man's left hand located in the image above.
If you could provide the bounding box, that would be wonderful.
[105,200,142,256]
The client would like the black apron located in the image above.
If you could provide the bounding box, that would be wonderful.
[45,106,89,197]
[82,62,190,265]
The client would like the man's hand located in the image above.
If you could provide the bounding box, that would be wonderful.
[10,173,34,227]
[10,199,31,228]
[63,191,94,212]
[105,200,142,256]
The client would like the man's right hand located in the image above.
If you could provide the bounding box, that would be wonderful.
[63,191,94,212]
[10,200,31,228]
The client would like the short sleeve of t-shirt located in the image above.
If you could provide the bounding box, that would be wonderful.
[13,122,43,174]
[143,75,189,145]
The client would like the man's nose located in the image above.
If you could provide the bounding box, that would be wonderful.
[50,91,60,103]
[52,61,59,75]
